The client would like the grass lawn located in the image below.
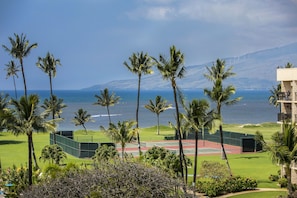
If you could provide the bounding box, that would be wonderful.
[0,123,283,189]
[228,190,287,198]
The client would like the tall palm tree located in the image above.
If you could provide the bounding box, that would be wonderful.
[155,45,187,183]
[5,60,20,99]
[100,120,136,159]
[124,52,154,155]
[94,88,120,124]
[36,52,61,97]
[72,108,92,134]
[2,33,37,97]
[145,95,172,135]
[182,99,213,190]
[204,58,241,176]
[0,94,56,185]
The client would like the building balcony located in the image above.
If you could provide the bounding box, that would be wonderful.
[277,92,291,101]
[278,113,292,122]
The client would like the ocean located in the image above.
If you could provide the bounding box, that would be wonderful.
[2,89,278,131]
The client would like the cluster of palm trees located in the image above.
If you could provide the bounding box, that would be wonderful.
[1,33,241,188]
[1,33,65,185]
[121,46,241,186]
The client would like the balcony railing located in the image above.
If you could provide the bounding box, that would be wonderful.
[277,92,291,101]
[278,113,292,121]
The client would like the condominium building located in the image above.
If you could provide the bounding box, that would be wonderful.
[276,68,297,123]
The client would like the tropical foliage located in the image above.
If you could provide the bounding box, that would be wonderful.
[72,108,93,134]
[22,161,186,198]
[94,88,120,124]
[256,122,297,197]
[124,51,154,155]
[39,144,67,165]
[155,45,188,184]
[100,120,136,158]
[145,95,172,135]
[204,58,241,176]
[2,33,37,97]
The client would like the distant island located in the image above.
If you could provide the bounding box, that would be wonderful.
[83,42,297,91]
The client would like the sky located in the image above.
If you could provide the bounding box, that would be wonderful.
[1,0,297,90]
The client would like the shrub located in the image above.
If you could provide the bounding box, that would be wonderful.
[278,178,288,188]
[21,161,187,198]
[0,164,41,196]
[196,176,257,197]
[269,174,280,181]
[199,161,229,180]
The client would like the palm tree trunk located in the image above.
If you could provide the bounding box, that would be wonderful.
[31,141,39,169]
[157,114,160,135]
[286,166,294,197]
[107,106,111,124]
[20,59,27,97]
[136,74,141,155]
[193,130,198,188]
[28,134,33,185]
[219,124,232,176]
[172,83,186,183]
[13,76,17,99]
[49,74,57,144]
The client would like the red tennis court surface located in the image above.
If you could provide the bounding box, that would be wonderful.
[117,140,242,157]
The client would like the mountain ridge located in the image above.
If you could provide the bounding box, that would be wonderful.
[83,42,297,91]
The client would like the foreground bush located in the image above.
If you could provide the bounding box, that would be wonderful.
[196,176,257,197]
[22,161,187,198]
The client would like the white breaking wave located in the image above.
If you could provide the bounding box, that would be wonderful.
[91,114,122,118]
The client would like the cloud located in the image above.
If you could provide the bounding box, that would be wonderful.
[128,0,297,28]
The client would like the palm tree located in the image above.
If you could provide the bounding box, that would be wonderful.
[0,94,56,185]
[94,88,120,124]
[256,122,297,197]
[204,58,241,176]
[100,120,136,158]
[124,52,154,155]
[155,45,187,183]
[41,95,67,144]
[72,108,92,134]
[145,95,172,135]
[39,144,67,165]
[182,99,212,190]
[36,52,61,124]
[5,60,20,99]
[36,52,61,97]
[41,95,67,119]
[2,33,37,97]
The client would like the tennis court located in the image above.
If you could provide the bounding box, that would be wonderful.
[117,140,242,157]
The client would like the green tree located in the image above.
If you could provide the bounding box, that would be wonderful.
[256,122,297,197]
[92,144,119,163]
[145,95,172,135]
[0,93,10,132]
[155,45,187,183]
[5,60,20,99]
[41,95,67,144]
[0,94,55,185]
[94,88,120,124]
[41,95,67,119]
[124,52,154,155]
[2,33,37,97]
[72,108,92,134]
[182,99,212,188]
[100,120,136,158]
[204,59,241,176]
[39,144,67,165]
